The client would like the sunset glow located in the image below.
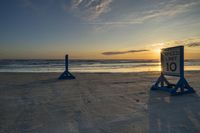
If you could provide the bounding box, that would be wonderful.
[0,0,200,59]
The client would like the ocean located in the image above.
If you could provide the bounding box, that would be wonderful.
[0,59,200,73]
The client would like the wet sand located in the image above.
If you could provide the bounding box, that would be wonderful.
[0,72,200,133]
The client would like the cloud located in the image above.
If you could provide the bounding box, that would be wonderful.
[88,0,199,26]
[70,0,113,21]
[186,41,200,47]
[151,37,200,48]
[22,0,199,26]
[102,39,200,56]
[135,1,197,23]
[102,49,149,55]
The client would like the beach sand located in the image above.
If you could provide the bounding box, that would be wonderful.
[0,72,200,133]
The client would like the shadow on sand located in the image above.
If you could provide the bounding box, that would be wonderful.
[148,91,200,133]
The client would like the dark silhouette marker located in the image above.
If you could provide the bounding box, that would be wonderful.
[58,55,75,80]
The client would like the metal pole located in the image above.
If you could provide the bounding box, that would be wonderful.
[65,54,68,71]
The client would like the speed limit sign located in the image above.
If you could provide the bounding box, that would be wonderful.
[161,46,183,77]
[151,46,195,95]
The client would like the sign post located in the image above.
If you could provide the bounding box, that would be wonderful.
[151,46,195,95]
[58,54,75,80]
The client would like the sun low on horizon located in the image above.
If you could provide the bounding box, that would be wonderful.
[0,0,200,60]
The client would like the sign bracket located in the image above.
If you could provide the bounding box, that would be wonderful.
[151,73,195,95]
[58,55,75,80]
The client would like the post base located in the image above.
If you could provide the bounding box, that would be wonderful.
[151,74,195,95]
[58,71,75,80]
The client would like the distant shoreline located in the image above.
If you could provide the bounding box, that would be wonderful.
[0,70,200,74]
[0,59,199,73]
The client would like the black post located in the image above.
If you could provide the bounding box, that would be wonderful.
[58,54,75,80]
[65,54,68,71]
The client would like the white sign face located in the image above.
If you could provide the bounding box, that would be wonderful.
[161,46,183,76]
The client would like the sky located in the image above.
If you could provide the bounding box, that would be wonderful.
[0,0,200,59]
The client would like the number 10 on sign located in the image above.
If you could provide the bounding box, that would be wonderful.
[161,46,183,77]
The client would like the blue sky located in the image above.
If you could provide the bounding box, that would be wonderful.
[1,0,200,59]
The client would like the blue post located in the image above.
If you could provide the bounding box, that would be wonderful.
[180,46,184,78]
[58,54,75,80]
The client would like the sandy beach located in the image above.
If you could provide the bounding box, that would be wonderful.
[0,71,200,133]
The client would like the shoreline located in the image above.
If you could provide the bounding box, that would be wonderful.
[0,70,200,73]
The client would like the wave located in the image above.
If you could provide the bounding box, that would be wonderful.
[0,59,199,72]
